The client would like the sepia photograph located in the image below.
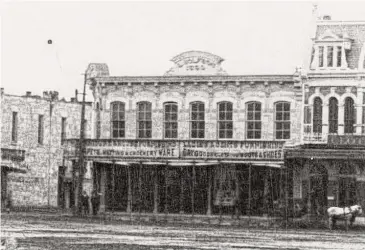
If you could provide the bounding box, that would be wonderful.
[1,1,365,249]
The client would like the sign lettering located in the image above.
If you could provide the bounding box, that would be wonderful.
[63,140,284,161]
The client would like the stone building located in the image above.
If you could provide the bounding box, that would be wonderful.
[64,51,303,217]
[287,17,365,216]
[0,89,92,209]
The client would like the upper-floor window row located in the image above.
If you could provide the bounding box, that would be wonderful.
[309,96,357,134]
[107,100,292,140]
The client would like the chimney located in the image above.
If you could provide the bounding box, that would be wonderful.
[71,97,75,102]
[0,88,4,96]
[323,15,331,20]
[75,89,78,102]
[26,91,32,96]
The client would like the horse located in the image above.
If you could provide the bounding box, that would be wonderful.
[327,205,363,231]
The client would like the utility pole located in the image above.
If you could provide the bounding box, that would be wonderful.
[76,72,87,215]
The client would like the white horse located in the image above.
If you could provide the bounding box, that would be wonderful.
[327,205,363,230]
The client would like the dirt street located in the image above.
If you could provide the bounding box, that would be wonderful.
[1,214,365,250]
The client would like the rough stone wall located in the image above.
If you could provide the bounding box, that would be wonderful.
[1,93,92,207]
[97,81,302,146]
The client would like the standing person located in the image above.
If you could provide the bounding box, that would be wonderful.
[91,190,100,215]
[81,191,89,216]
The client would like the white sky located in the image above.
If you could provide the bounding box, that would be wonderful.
[2,1,365,100]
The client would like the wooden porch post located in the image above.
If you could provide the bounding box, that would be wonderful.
[235,164,240,219]
[180,166,184,214]
[191,163,196,217]
[153,165,158,214]
[139,162,143,217]
[206,165,212,215]
[126,165,132,213]
[99,166,106,213]
[248,163,252,218]
[164,164,168,218]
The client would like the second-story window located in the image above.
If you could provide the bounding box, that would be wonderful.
[327,46,333,67]
[344,97,355,134]
[164,102,178,139]
[319,46,324,67]
[11,112,18,143]
[96,102,101,139]
[275,102,290,139]
[61,117,66,145]
[313,97,323,133]
[328,97,338,134]
[190,101,205,139]
[246,102,261,139]
[111,102,125,138]
[337,46,342,67]
[38,115,44,144]
[218,102,233,139]
[137,102,152,138]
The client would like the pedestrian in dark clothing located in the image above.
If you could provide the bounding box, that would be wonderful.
[91,190,101,215]
[81,191,89,216]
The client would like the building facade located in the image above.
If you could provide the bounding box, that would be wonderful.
[0,89,92,209]
[64,52,303,217]
[287,19,365,217]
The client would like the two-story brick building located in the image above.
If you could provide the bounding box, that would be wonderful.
[64,52,303,217]
[0,89,92,210]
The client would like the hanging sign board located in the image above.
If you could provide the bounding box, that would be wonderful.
[63,139,284,161]
[182,141,284,161]
[328,135,365,147]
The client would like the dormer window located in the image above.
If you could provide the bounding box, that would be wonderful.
[310,29,352,70]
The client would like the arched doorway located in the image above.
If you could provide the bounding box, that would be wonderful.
[338,164,357,207]
[309,164,328,215]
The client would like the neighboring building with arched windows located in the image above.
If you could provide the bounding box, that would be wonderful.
[63,51,303,217]
[287,17,365,217]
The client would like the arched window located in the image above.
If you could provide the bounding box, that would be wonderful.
[218,102,233,139]
[313,97,323,133]
[164,102,178,139]
[137,102,152,138]
[275,102,290,139]
[246,102,261,139]
[344,97,355,134]
[328,97,338,134]
[111,102,125,138]
[190,101,205,139]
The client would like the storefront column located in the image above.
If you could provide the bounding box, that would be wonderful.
[138,163,142,215]
[179,166,184,214]
[263,168,270,216]
[191,164,196,217]
[153,166,158,214]
[206,166,212,215]
[99,166,106,213]
[127,165,132,213]
[236,166,240,218]
[164,164,168,215]
[247,164,252,216]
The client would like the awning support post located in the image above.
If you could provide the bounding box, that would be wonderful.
[153,165,158,215]
[206,165,212,216]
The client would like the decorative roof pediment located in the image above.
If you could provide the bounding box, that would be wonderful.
[165,51,227,76]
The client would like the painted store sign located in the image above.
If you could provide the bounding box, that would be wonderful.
[64,139,285,161]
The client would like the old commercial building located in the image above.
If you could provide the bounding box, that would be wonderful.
[0,89,92,209]
[287,18,365,217]
[64,51,303,217]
